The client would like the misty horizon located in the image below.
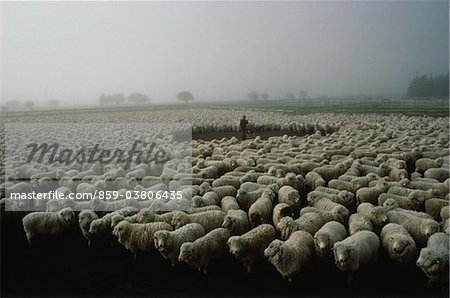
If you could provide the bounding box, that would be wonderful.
[1,1,449,106]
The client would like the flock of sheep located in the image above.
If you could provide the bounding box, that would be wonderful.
[1,108,449,291]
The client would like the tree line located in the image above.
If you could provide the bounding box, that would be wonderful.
[407,72,449,98]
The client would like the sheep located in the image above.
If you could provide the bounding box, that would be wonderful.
[355,179,389,205]
[386,210,440,246]
[328,179,355,193]
[272,203,294,229]
[313,221,347,260]
[113,221,173,259]
[416,232,449,285]
[389,168,408,182]
[212,177,240,189]
[348,213,374,235]
[236,187,274,211]
[350,173,380,191]
[154,223,206,266]
[178,228,230,274]
[276,173,305,191]
[300,206,346,225]
[22,207,75,246]
[368,178,410,188]
[305,171,326,190]
[425,199,449,221]
[356,202,389,228]
[307,196,350,222]
[424,168,449,183]
[222,209,250,236]
[440,206,450,221]
[313,163,347,182]
[248,189,275,227]
[333,230,380,284]
[308,189,354,209]
[212,185,237,199]
[227,224,276,272]
[377,193,423,211]
[257,175,278,185]
[171,210,225,232]
[380,223,417,265]
[78,209,98,247]
[220,196,240,212]
[264,230,315,281]
[277,186,301,208]
[277,213,327,240]
[415,157,444,173]
[191,191,220,208]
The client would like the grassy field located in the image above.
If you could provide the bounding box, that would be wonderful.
[1,97,448,118]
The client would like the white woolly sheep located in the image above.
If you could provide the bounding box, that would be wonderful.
[113,221,173,259]
[22,207,75,246]
[178,228,230,274]
[348,213,374,235]
[227,224,276,272]
[264,230,315,281]
[377,193,423,211]
[425,199,449,221]
[356,179,389,205]
[415,157,444,173]
[386,210,440,246]
[277,213,327,240]
[424,168,449,183]
[222,209,250,236]
[192,191,220,208]
[154,223,206,266]
[171,210,225,232]
[78,209,98,247]
[220,196,240,212]
[272,203,294,229]
[278,186,301,208]
[305,171,326,190]
[380,223,417,265]
[248,189,276,228]
[313,221,347,260]
[333,230,380,284]
[416,232,449,284]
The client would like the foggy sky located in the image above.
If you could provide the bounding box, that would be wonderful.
[1,1,449,104]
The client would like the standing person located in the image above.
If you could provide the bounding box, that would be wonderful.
[240,115,249,140]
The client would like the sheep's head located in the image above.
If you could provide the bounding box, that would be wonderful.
[389,236,415,264]
[333,243,351,271]
[382,198,399,210]
[422,221,439,239]
[264,239,283,261]
[222,215,234,230]
[277,216,295,240]
[136,209,156,223]
[171,211,188,229]
[78,211,97,232]
[179,242,195,263]
[227,236,244,257]
[191,195,203,208]
[59,208,74,223]
[372,207,388,226]
[112,220,130,240]
[110,214,125,228]
[154,230,170,253]
[314,233,330,257]
[416,248,445,279]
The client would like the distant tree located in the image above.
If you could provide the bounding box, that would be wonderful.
[407,72,449,97]
[48,99,60,106]
[177,91,194,103]
[285,93,296,100]
[248,91,259,101]
[261,93,269,101]
[23,101,35,110]
[128,93,150,105]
